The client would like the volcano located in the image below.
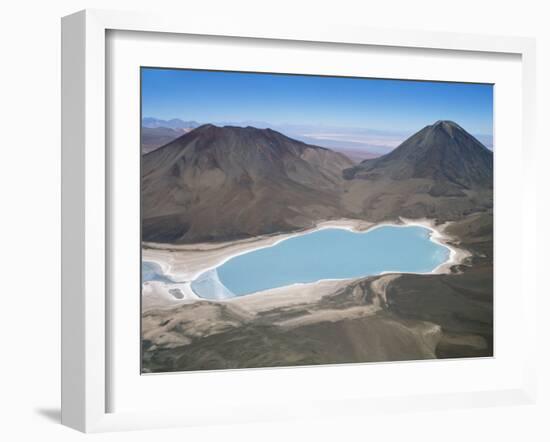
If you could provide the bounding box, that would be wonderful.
[344,120,493,191]
[141,124,354,243]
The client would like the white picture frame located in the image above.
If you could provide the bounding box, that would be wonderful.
[61,9,538,433]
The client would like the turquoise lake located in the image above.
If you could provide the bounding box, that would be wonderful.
[188,226,450,299]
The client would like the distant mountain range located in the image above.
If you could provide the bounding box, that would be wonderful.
[142,121,493,243]
[141,117,492,160]
[141,127,187,154]
[142,118,201,130]
[141,119,201,153]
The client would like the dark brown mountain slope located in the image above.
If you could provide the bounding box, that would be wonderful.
[341,121,493,221]
[142,121,493,244]
[142,125,354,243]
[141,126,186,154]
[344,120,493,188]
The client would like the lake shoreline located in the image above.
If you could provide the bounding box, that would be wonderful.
[141,217,470,311]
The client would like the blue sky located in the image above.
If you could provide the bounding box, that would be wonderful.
[141,67,493,139]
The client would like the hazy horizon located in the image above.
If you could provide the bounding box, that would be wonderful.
[141,116,493,155]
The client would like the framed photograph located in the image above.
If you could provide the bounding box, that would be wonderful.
[61,9,537,432]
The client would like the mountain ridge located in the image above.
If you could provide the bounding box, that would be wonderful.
[142,121,493,244]
[145,123,334,156]
[142,125,354,243]
[344,120,493,189]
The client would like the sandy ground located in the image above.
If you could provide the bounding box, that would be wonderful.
[142,215,491,371]
[141,217,470,313]
[271,274,401,329]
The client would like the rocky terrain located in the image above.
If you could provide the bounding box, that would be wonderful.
[142,121,492,243]
[142,124,354,243]
[142,212,493,372]
[141,118,200,153]
[140,120,494,372]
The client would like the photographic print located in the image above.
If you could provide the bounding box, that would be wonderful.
[140,68,493,373]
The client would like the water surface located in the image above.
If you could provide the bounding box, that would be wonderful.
[191,225,449,299]
[142,261,173,283]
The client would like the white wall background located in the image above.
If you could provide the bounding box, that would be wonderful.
[0,0,547,440]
